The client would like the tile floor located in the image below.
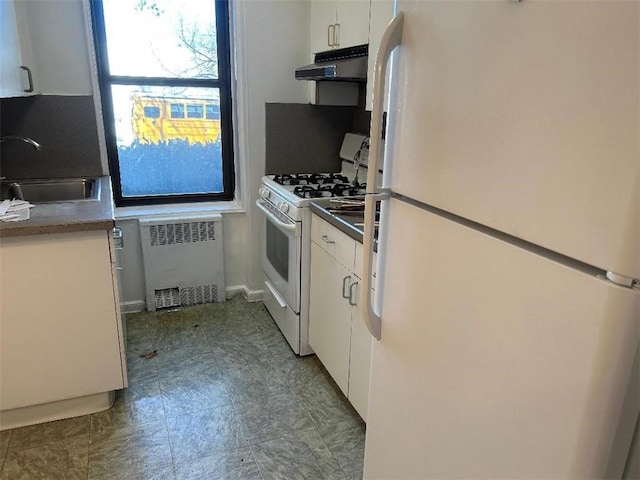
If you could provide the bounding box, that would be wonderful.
[0,296,366,479]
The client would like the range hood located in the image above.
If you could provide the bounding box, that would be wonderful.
[295,44,368,82]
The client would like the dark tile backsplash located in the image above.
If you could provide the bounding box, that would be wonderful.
[265,92,371,175]
[265,103,354,174]
[0,95,103,179]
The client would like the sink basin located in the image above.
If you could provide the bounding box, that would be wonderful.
[0,178,101,203]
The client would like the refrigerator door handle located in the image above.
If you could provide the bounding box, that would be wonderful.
[362,12,404,340]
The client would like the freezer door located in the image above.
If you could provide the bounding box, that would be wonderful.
[364,198,639,479]
[385,1,639,279]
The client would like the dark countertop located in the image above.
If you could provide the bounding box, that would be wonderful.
[310,199,366,244]
[0,176,115,238]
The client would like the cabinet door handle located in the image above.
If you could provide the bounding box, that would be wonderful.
[20,66,33,93]
[333,23,340,47]
[113,227,124,248]
[321,234,335,244]
[328,24,335,47]
[342,275,351,299]
[349,281,358,306]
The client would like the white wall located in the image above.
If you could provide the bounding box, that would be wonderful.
[233,0,312,293]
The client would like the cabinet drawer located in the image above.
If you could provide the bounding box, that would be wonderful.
[311,214,356,270]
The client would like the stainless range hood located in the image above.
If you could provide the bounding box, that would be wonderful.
[295,44,368,82]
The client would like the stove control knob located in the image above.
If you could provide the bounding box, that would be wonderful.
[259,187,270,199]
[278,202,289,214]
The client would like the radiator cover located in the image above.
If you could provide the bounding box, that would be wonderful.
[139,215,226,311]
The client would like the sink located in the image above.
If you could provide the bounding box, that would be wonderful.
[0,178,101,203]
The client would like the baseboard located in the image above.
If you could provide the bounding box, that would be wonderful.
[226,285,263,302]
[120,300,146,314]
[121,287,262,314]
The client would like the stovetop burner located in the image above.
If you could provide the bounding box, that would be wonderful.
[293,183,367,199]
[273,173,349,186]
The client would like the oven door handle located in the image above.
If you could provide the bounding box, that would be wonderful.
[255,199,299,234]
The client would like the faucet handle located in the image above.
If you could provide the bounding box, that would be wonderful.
[0,136,42,150]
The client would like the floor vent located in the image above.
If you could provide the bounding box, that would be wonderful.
[140,215,226,312]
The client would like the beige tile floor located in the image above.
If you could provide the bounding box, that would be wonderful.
[0,296,366,479]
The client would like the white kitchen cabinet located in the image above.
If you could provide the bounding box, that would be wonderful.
[310,0,370,52]
[0,0,36,97]
[0,230,127,426]
[310,0,338,54]
[309,242,353,394]
[366,0,395,110]
[309,214,374,420]
[337,1,370,50]
[348,285,371,420]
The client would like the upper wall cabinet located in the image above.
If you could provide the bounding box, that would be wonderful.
[310,0,370,54]
[0,0,37,97]
[366,0,394,111]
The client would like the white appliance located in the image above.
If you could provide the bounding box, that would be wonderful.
[360,3,639,479]
[258,135,369,355]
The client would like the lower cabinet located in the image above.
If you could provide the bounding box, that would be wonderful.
[309,214,373,421]
[0,230,127,414]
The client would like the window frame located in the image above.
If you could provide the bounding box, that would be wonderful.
[90,0,235,207]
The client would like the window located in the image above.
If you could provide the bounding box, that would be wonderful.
[90,0,235,206]
[143,106,160,119]
[170,103,185,119]
[186,104,204,119]
[206,104,220,120]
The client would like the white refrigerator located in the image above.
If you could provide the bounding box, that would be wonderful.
[360,2,640,479]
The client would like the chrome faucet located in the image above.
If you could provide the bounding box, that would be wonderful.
[0,135,42,150]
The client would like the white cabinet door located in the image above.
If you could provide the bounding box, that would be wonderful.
[310,0,337,53]
[0,0,35,97]
[0,231,126,411]
[335,0,370,49]
[348,280,373,421]
[310,0,369,52]
[309,241,352,395]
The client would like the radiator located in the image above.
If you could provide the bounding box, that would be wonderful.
[138,214,226,311]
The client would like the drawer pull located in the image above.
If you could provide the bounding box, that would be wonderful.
[349,281,358,306]
[321,235,335,244]
[342,275,351,298]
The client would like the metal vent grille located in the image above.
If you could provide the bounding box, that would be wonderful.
[149,221,217,247]
[154,285,219,310]
[180,284,219,306]
[155,288,181,309]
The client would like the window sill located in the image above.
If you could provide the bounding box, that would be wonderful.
[115,199,245,220]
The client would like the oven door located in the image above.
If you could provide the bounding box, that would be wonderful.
[256,199,301,312]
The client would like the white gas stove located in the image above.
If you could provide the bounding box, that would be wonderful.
[260,173,366,215]
[257,134,369,355]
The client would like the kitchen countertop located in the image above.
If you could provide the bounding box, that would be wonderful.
[0,176,115,238]
[310,198,366,243]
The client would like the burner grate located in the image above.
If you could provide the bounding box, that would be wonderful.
[293,183,367,198]
[273,173,350,186]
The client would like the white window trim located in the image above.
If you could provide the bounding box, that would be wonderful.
[115,200,245,220]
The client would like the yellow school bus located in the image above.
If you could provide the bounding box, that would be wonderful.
[131,95,221,145]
